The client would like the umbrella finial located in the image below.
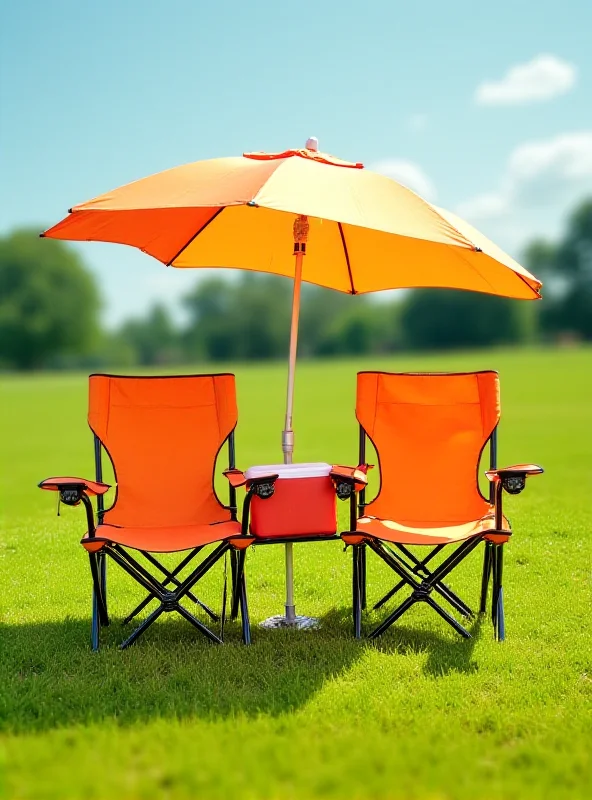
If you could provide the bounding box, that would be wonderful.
[306,136,319,152]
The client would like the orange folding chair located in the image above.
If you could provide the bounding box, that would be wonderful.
[339,371,543,641]
[39,373,254,650]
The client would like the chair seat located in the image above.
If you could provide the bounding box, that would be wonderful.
[353,512,510,546]
[81,520,242,553]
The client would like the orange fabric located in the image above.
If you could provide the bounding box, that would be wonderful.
[42,207,221,265]
[357,372,501,528]
[42,152,542,300]
[243,148,364,168]
[223,469,247,488]
[82,539,106,553]
[81,520,242,553]
[88,374,237,529]
[354,513,510,546]
[330,464,370,490]
[39,476,110,496]
[484,532,511,544]
[228,536,253,551]
[341,533,367,546]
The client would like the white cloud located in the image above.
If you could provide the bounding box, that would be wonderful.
[457,132,592,252]
[370,159,437,201]
[406,113,428,133]
[475,54,576,106]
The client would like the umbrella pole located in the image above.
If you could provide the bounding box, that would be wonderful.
[261,199,319,630]
[281,245,304,623]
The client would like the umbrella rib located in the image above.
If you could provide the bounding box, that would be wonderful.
[166,207,226,266]
[338,222,356,295]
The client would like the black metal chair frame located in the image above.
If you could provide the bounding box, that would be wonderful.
[59,430,251,651]
[346,425,509,641]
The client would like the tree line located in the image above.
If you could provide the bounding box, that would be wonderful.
[1,197,591,370]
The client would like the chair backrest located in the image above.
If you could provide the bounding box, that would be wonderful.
[88,374,237,528]
[357,371,500,527]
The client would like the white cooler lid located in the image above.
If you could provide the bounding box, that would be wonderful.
[245,462,332,480]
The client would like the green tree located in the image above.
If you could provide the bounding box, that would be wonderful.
[119,304,180,365]
[183,274,291,361]
[401,289,530,351]
[554,198,592,339]
[0,229,100,369]
[182,276,238,361]
[524,198,592,341]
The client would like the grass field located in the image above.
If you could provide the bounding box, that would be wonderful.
[1,347,591,799]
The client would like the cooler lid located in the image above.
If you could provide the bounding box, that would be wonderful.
[245,462,332,480]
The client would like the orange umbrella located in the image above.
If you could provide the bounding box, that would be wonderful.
[44,138,541,626]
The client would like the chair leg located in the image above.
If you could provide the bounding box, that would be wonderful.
[374,544,473,618]
[99,552,109,626]
[176,604,223,645]
[88,553,109,625]
[236,550,251,645]
[352,545,363,639]
[480,541,493,614]
[373,578,406,610]
[120,605,165,650]
[369,594,417,639]
[424,595,471,639]
[360,544,367,610]
[123,549,219,626]
[91,584,100,652]
[230,548,240,621]
[492,545,505,641]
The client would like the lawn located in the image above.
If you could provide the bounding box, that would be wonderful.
[1,347,591,800]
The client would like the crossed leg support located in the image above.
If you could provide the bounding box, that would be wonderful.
[122,547,219,626]
[354,535,486,640]
[88,541,251,650]
[373,543,474,620]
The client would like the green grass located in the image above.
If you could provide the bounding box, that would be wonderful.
[1,347,591,800]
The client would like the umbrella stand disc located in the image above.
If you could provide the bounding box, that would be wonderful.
[260,614,319,630]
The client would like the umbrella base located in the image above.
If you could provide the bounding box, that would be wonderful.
[260,614,319,630]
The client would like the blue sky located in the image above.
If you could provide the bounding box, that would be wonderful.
[1,0,591,325]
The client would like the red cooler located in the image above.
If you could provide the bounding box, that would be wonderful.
[245,462,336,538]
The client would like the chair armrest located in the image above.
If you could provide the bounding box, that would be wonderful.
[38,476,109,537]
[223,470,280,495]
[485,464,543,531]
[330,464,372,499]
[485,464,543,495]
[223,469,248,489]
[39,476,111,499]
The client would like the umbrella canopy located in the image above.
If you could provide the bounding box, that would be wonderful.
[43,142,542,628]
[44,147,541,300]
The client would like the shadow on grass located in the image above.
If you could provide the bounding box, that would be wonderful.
[1,606,485,734]
[369,614,484,677]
